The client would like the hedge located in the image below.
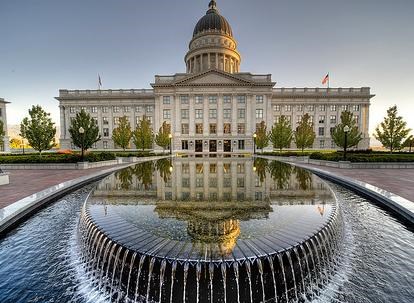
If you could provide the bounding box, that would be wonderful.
[309,152,414,162]
[0,152,116,164]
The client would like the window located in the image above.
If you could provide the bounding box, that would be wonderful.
[181,109,189,119]
[319,105,326,111]
[319,116,325,124]
[285,105,292,111]
[274,105,281,111]
[182,140,189,150]
[163,96,171,104]
[223,109,231,119]
[181,123,189,134]
[102,106,108,113]
[182,163,190,173]
[223,95,231,104]
[297,115,303,124]
[237,163,245,173]
[256,109,263,119]
[330,115,337,124]
[196,178,204,187]
[209,123,217,134]
[353,105,360,111]
[103,117,109,125]
[209,178,217,188]
[331,141,336,148]
[237,178,245,188]
[182,178,190,188]
[237,123,245,134]
[135,105,142,112]
[91,106,98,113]
[297,105,303,111]
[81,106,87,112]
[196,123,203,134]
[238,109,245,119]
[195,95,203,104]
[341,105,349,111]
[209,96,217,104]
[256,95,264,103]
[320,140,325,148]
[113,106,120,113]
[255,192,263,201]
[103,141,108,149]
[103,128,109,137]
[319,127,325,136]
[309,116,314,123]
[223,123,231,134]
[209,109,217,119]
[180,95,189,104]
[147,116,153,124]
[330,127,335,135]
[308,105,315,111]
[114,117,120,125]
[146,105,153,113]
[237,95,246,104]
[223,163,231,174]
[196,164,203,174]
[163,109,171,119]
[286,116,292,123]
[69,107,76,113]
[274,116,280,123]
[210,164,217,173]
[124,106,130,113]
[330,105,337,111]
[238,140,245,150]
[195,109,203,119]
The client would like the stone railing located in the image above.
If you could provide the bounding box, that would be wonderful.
[59,89,154,97]
[273,87,371,95]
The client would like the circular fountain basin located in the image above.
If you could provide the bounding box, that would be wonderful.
[79,158,343,302]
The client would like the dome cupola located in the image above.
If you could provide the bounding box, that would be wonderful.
[185,0,241,74]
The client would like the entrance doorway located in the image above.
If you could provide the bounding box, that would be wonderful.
[209,140,217,152]
[223,140,231,152]
[195,140,203,152]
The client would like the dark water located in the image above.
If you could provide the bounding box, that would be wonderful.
[0,170,413,302]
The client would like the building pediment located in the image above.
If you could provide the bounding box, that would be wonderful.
[174,70,253,86]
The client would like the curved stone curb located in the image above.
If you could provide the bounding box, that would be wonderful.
[258,156,414,225]
[0,156,168,236]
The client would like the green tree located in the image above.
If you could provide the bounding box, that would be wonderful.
[0,120,4,144]
[331,111,362,149]
[155,121,171,152]
[68,109,101,159]
[269,115,293,152]
[403,135,414,153]
[112,116,132,150]
[255,121,269,153]
[20,105,56,155]
[294,113,316,153]
[133,116,154,151]
[374,105,411,153]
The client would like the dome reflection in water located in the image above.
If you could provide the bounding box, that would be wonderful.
[79,158,343,302]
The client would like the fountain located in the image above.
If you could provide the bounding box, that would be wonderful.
[78,158,343,302]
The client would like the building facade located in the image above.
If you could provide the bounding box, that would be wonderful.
[57,1,373,153]
[0,98,10,153]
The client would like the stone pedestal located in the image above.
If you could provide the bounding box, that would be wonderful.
[0,172,10,185]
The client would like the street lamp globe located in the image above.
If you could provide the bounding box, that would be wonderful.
[253,133,257,138]
[79,127,85,134]
[168,134,173,139]
[343,125,350,133]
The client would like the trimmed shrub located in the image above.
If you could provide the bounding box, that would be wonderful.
[0,152,116,164]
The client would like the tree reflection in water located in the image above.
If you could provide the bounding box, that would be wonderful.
[294,167,313,190]
[253,158,268,183]
[132,161,154,190]
[267,161,292,189]
[115,167,133,190]
[155,158,173,183]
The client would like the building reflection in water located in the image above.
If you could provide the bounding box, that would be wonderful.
[91,157,334,257]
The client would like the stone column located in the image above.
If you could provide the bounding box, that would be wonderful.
[215,53,219,69]
[208,53,211,69]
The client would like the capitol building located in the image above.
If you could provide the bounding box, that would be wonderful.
[57,0,373,153]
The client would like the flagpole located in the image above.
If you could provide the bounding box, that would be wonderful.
[328,72,330,89]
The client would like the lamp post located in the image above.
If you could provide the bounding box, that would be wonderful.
[168,133,173,155]
[253,133,257,155]
[79,127,85,162]
[343,125,350,161]
[21,139,25,155]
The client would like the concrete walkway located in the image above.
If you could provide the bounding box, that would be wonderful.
[0,167,119,208]
[296,164,414,202]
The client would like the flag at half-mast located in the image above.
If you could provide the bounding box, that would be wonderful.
[322,73,329,85]
[98,74,102,89]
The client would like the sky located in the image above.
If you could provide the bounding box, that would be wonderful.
[1,0,414,138]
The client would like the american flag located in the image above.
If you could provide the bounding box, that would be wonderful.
[322,73,329,85]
